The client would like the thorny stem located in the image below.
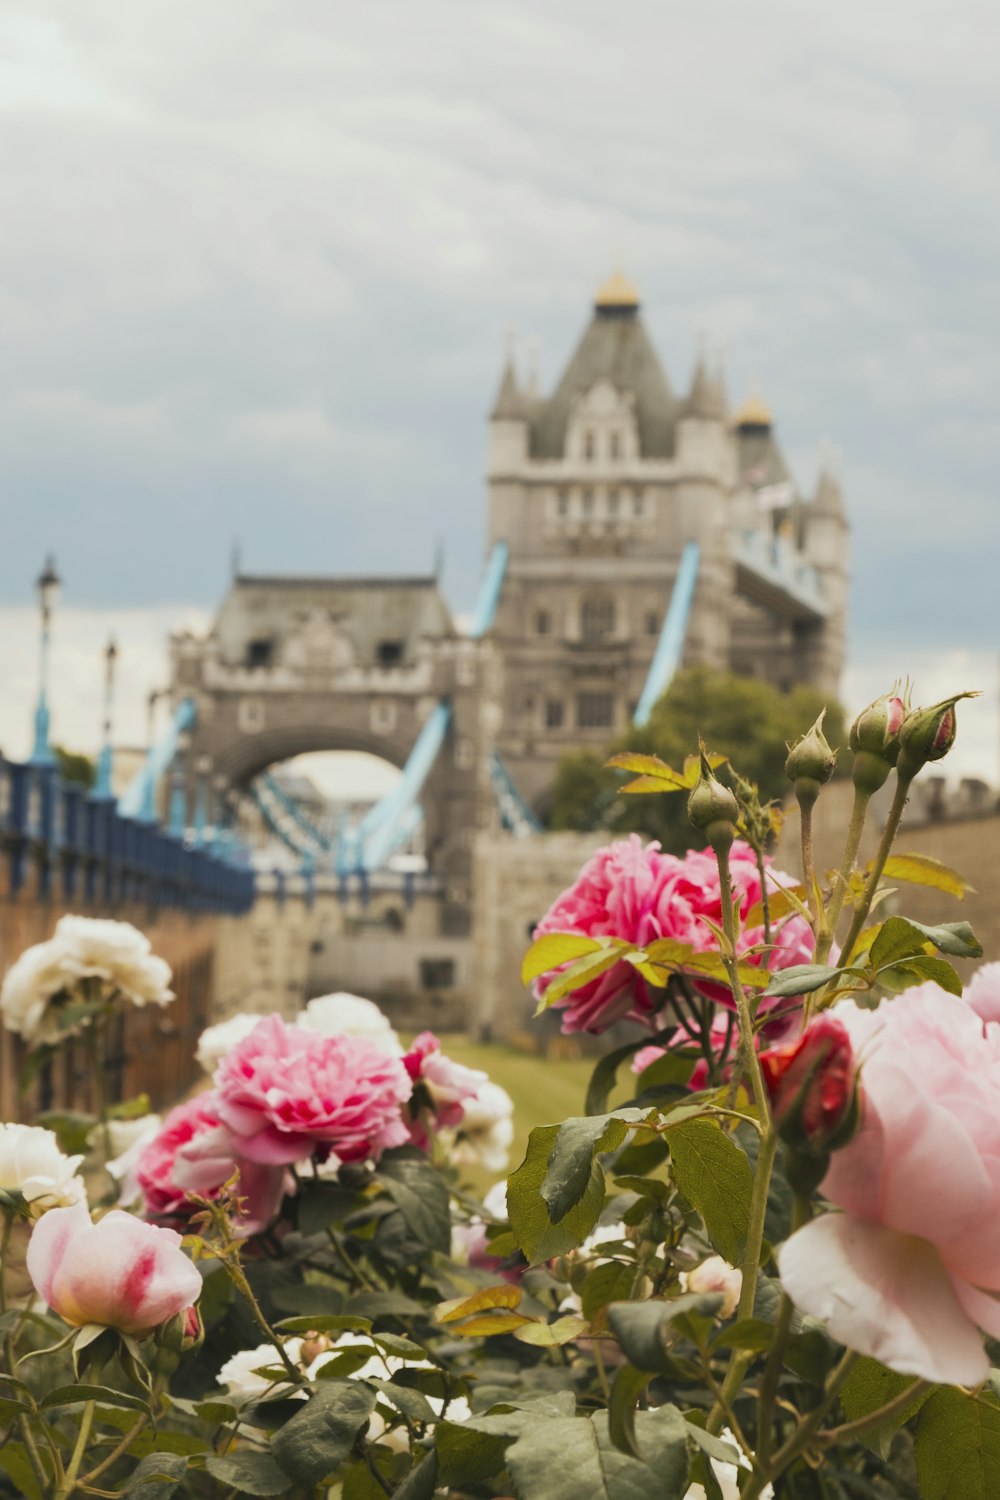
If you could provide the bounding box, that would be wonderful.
[815,785,873,964]
[755,1192,812,1466]
[222,1256,303,1384]
[706,845,779,1437]
[799,802,819,936]
[78,1410,153,1486]
[817,1378,929,1445]
[837,775,913,969]
[753,845,773,951]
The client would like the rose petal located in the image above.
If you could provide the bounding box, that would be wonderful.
[779,1214,988,1386]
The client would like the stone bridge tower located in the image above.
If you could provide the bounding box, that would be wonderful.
[485,272,849,810]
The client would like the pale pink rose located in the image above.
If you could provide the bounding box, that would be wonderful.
[964,962,1000,1026]
[780,988,1000,1385]
[136,1093,289,1236]
[681,1255,742,1318]
[213,1014,412,1167]
[27,1201,202,1336]
[403,1032,486,1147]
[532,836,811,1033]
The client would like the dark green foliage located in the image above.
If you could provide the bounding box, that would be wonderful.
[548,666,847,851]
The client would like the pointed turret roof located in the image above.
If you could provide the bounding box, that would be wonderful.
[529,274,677,458]
[683,350,727,420]
[491,356,525,421]
[813,458,846,518]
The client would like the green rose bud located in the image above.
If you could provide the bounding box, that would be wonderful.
[785,711,837,811]
[688,751,739,856]
[849,689,908,795]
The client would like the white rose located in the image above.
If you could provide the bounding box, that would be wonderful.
[0,940,72,1043]
[296,993,402,1055]
[447,1080,515,1174]
[683,1427,772,1500]
[0,1122,86,1216]
[196,1013,265,1073]
[680,1255,743,1319]
[54,915,174,1008]
[218,1338,304,1401]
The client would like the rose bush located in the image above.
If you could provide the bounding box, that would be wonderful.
[1,684,996,1500]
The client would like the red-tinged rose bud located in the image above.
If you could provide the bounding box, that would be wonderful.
[785,712,837,811]
[849,689,908,794]
[688,751,739,856]
[896,693,978,781]
[759,1014,858,1161]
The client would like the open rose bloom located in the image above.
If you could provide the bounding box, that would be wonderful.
[532,835,812,1033]
[780,983,1000,1384]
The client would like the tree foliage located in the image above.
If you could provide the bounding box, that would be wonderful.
[548,666,847,852]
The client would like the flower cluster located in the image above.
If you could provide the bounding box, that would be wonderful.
[0,914,173,1045]
[532,835,811,1032]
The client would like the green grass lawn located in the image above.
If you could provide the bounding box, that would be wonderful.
[431,1036,600,1193]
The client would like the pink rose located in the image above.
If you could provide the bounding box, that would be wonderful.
[533,836,811,1033]
[136,1093,289,1236]
[27,1201,202,1336]
[403,1032,486,1146]
[214,1014,412,1166]
[779,987,1000,1384]
[964,962,1000,1026]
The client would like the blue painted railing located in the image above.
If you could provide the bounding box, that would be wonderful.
[633,541,701,727]
[0,755,255,914]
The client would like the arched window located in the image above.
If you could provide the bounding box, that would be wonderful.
[581,592,615,643]
[584,429,595,460]
[609,431,621,460]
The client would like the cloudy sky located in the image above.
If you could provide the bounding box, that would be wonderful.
[2,1,998,777]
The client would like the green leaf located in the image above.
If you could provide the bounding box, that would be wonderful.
[582,1260,636,1321]
[521,932,606,984]
[607,1295,724,1373]
[367,1377,436,1426]
[376,1148,451,1254]
[585,1027,674,1116]
[760,964,844,999]
[0,1442,44,1500]
[34,1110,97,1155]
[535,947,633,1011]
[506,1409,690,1500]
[667,1118,753,1265]
[345,1290,424,1319]
[392,1450,440,1500]
[877,954,963,996]
[609,1364,654,1458]
[435,1403,573,1487]
[542,1110,649,1224]
[204,1452,291,1496]
[709,1317,775,1353]
[913,1387,1000,1498]
[42,1384,149,1414]
[508,1124,606,1264]
[270,1380,377,1487]
[276,1314,373,1335]
[122,1453,188,1498]
[437,1284,523,1323]
[879,853,973,899]
[840,1357,932,1458]
[869,916,983,966]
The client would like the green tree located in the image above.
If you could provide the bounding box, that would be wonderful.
[54,744,96,790]
[548,666,846,853]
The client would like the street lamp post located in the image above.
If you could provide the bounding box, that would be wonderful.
[93,636,119,799]
[30,555,61,766]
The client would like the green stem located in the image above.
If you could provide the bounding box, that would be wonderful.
[741,1349,859,1498]
[816,785,873,964]
[753,845,773,951]
[79,1410,152,1486]
[86,1023,113,1162]
[0,1209,12,1315]
[817,1378,929,1445]
[838,776,912,967]
[222,1257,303,1383]
[798,801,819,936]
[755,1193,812,1465]
[55,1398,95,1499]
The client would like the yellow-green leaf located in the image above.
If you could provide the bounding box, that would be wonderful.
[879,854,973,900]
[534,947,631,1010]
[521,932,605,985]
[513,1316,589,1347]
[446,1313,535,1338]
[436,1285,522,1324]
[604,753,690,787]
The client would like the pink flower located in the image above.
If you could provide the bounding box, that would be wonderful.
[136,1093,289,1236]
[779,988,1000,1384]
[964,962,1000,1026]
[27,1201,202,1336]
[533,836,811,1033]
[403,1032,486,1146]
[213,1014,412,1167]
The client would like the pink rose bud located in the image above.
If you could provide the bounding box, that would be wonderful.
[681,1255,742,1318]
[849,689,908,793]
[26,1201,202,1337]
[785,711,837,811]
[896,693,976,780]
[759,1015,858,1160]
